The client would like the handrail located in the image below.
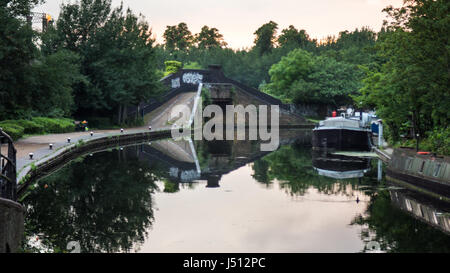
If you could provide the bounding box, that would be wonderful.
[0,128,17,201]
[0,154,16,168]
[0,173,13,183]
[0,128,15,145]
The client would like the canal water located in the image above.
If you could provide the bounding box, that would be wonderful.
[20,136,450,253]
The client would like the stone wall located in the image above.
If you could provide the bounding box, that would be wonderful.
[0,198,24,253]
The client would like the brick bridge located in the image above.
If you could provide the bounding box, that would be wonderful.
[127,65,310,129]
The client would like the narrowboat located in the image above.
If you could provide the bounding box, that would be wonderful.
[312,116,373,151]
[386,148,450,199]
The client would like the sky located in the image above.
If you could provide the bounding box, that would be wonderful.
[33,0,404,49]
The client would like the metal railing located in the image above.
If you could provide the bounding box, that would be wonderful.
[0,128,17,201]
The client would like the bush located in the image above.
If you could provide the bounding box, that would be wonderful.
[424,127,450,156]
[164,60,182,76]
[32,117,75,133]
[0,123,25,140]
[2,119,44,134]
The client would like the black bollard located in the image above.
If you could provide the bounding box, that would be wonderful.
[29,153,33,160]
[90,131,94,137]
[49,144,53,150]
[67,137,71,143]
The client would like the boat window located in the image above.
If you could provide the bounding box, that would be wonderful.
[419,161,426,173]
[406,158,413,170]
[433,164,441,177]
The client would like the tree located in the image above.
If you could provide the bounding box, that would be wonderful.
[163,22,194,51]
[194,25,227,49]
[46,0,162,123]
[355,0,450,145]
[278,25,315,49]
[264,48,361,106]
[31,50,86,117]
[0,0,38,119]
[253,21,278,55]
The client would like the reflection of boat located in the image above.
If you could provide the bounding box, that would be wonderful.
[312,117,372,151]
[312,151,371,179]
[386,148,450,199]
[390,189,450,235]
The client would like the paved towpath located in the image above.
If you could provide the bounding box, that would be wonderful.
[13,126,152,182]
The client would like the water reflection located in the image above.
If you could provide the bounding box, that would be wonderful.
[22,147,162,252]
[21,136,450,253]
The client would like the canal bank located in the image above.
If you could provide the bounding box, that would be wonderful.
[16,128,174,197]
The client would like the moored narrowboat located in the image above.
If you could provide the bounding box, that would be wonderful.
[386,148,450,199]
[312,117,372,151]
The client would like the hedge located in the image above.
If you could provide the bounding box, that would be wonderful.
[2,119,44,134]
[0,117,75,141]
[31,117,75,134]
[0,123,25,140]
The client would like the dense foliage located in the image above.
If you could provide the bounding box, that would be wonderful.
[354,0,449,149]
[1,0,447,154]
[1,0,162,128]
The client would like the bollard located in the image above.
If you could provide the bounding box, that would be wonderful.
[49,144,53,150]
[29,153,33,160]
[67,137,71,143]
[120,128,124,133]
[148,126,152,131]
[90,131,94,137]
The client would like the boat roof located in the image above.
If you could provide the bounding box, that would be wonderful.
[319,117,361,128]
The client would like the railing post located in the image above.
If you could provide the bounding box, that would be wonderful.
[0,128,17,201]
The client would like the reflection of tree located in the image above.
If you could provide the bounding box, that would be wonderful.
[351,190,450,253]
[252,159,272,187]
[22,148,163,253]
[252,145,377,196]
[163,179,180,193]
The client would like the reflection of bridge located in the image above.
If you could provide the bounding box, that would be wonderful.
[127,65,310,130]
[130,130,311,188]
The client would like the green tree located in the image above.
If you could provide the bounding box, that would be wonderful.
[163,22,194,51]
[0,0,38,119]
[31,49,86,117]
[253,21,278,56]
[264,48,361,106]
[195,25,227,49]
[278,25,315,50]
[355,0,449,145]
[47,0,162,123]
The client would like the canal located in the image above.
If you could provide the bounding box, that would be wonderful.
[19,136,450,253]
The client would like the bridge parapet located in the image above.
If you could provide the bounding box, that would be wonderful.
[129,65,309,125]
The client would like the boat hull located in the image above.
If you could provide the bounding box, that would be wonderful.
[386,168,450,199]
[312,128,372,151]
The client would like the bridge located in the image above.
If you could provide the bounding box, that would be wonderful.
[127,65,310,130]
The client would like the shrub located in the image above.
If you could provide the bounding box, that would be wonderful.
[0,123,25,140]
[164,60,182,76]
[1,119,44,134]
[32,117,75,133]
[424,127,450,156]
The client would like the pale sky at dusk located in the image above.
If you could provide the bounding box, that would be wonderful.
[33,0,404,49]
